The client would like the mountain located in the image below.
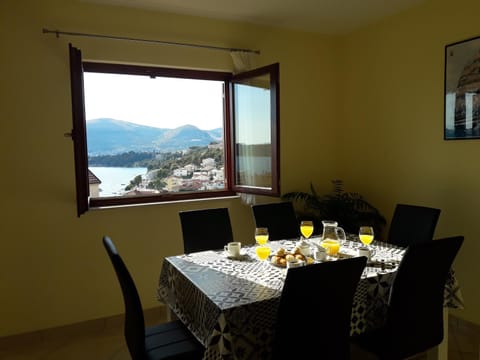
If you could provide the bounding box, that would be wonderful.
[206,128,223,141]
[152,124,218,151]
[86,118,222,155]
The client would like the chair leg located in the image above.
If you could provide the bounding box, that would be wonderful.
[163,305,178,322]
[350,343,378,359]
[426,309,449,360]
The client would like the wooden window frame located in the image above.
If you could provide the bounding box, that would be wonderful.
[69,44,280,216]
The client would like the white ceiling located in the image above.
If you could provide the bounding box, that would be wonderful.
[83,0,426,34]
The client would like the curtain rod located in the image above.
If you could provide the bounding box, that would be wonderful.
[42,28,260,54]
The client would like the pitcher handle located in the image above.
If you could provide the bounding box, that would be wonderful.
[336,227,346,243]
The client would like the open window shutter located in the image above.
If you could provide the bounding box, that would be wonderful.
[229,63,280,196]
[69,44,89,216]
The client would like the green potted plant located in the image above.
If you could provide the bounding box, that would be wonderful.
[282,179,386,239]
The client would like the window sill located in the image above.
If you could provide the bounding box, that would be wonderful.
[88,191,240,212]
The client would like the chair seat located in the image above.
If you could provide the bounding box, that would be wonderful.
[351,328,394,359]
[145,320,204,359]
[351,327,437,360]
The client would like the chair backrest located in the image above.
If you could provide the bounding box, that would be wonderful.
[179,207,233,253]
[102,236,146,360]
[384,236,464,359]
[387,203,441,247]
[272,256,367,359]
[251,201,300,241]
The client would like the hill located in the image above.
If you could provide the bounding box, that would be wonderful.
[86,118,222,155]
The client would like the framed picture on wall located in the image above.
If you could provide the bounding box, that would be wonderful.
[445,35,480,140]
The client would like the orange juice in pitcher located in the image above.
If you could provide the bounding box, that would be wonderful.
[320,239,341,256]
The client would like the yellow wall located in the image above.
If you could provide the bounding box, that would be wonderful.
[338,0,480,325]
[2,0,479,337]
[0,0,338,336]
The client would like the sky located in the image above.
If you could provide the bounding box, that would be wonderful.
[83,71,271,144]
[84,72,224,130]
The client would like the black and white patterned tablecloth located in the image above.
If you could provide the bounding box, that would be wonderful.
[157,239,463,360]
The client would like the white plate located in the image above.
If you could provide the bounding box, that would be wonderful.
[270,259,286,268]
[225,251,249,261]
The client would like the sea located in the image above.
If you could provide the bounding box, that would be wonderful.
[89,167,148,197]
[89,156,269,197]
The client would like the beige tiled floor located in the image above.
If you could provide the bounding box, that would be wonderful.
[0,307,166,360]
[448,315,480,360]
[0,310,478,359]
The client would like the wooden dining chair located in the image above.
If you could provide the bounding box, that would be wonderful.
[272,256,367,360]
[387,203,441,247]
[351,235,464,360]
[251,201,300,241]
[102,236,204,360]
[179,207,234,253]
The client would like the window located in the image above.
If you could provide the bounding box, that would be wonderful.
[69,44,280,216]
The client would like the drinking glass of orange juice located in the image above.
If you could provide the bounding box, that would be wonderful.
[255,245,271,261]
[359,226,374,247]
[300,220,314,240]
[255,227,269,245]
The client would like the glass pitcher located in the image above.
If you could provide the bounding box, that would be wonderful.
[320,220,346,256]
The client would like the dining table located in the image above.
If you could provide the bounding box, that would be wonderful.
[157,236,464,360]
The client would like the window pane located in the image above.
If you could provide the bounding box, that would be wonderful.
[83,72,226,198]
[234,73,272,189]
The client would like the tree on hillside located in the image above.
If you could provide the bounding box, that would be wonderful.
[124,175,142,191]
